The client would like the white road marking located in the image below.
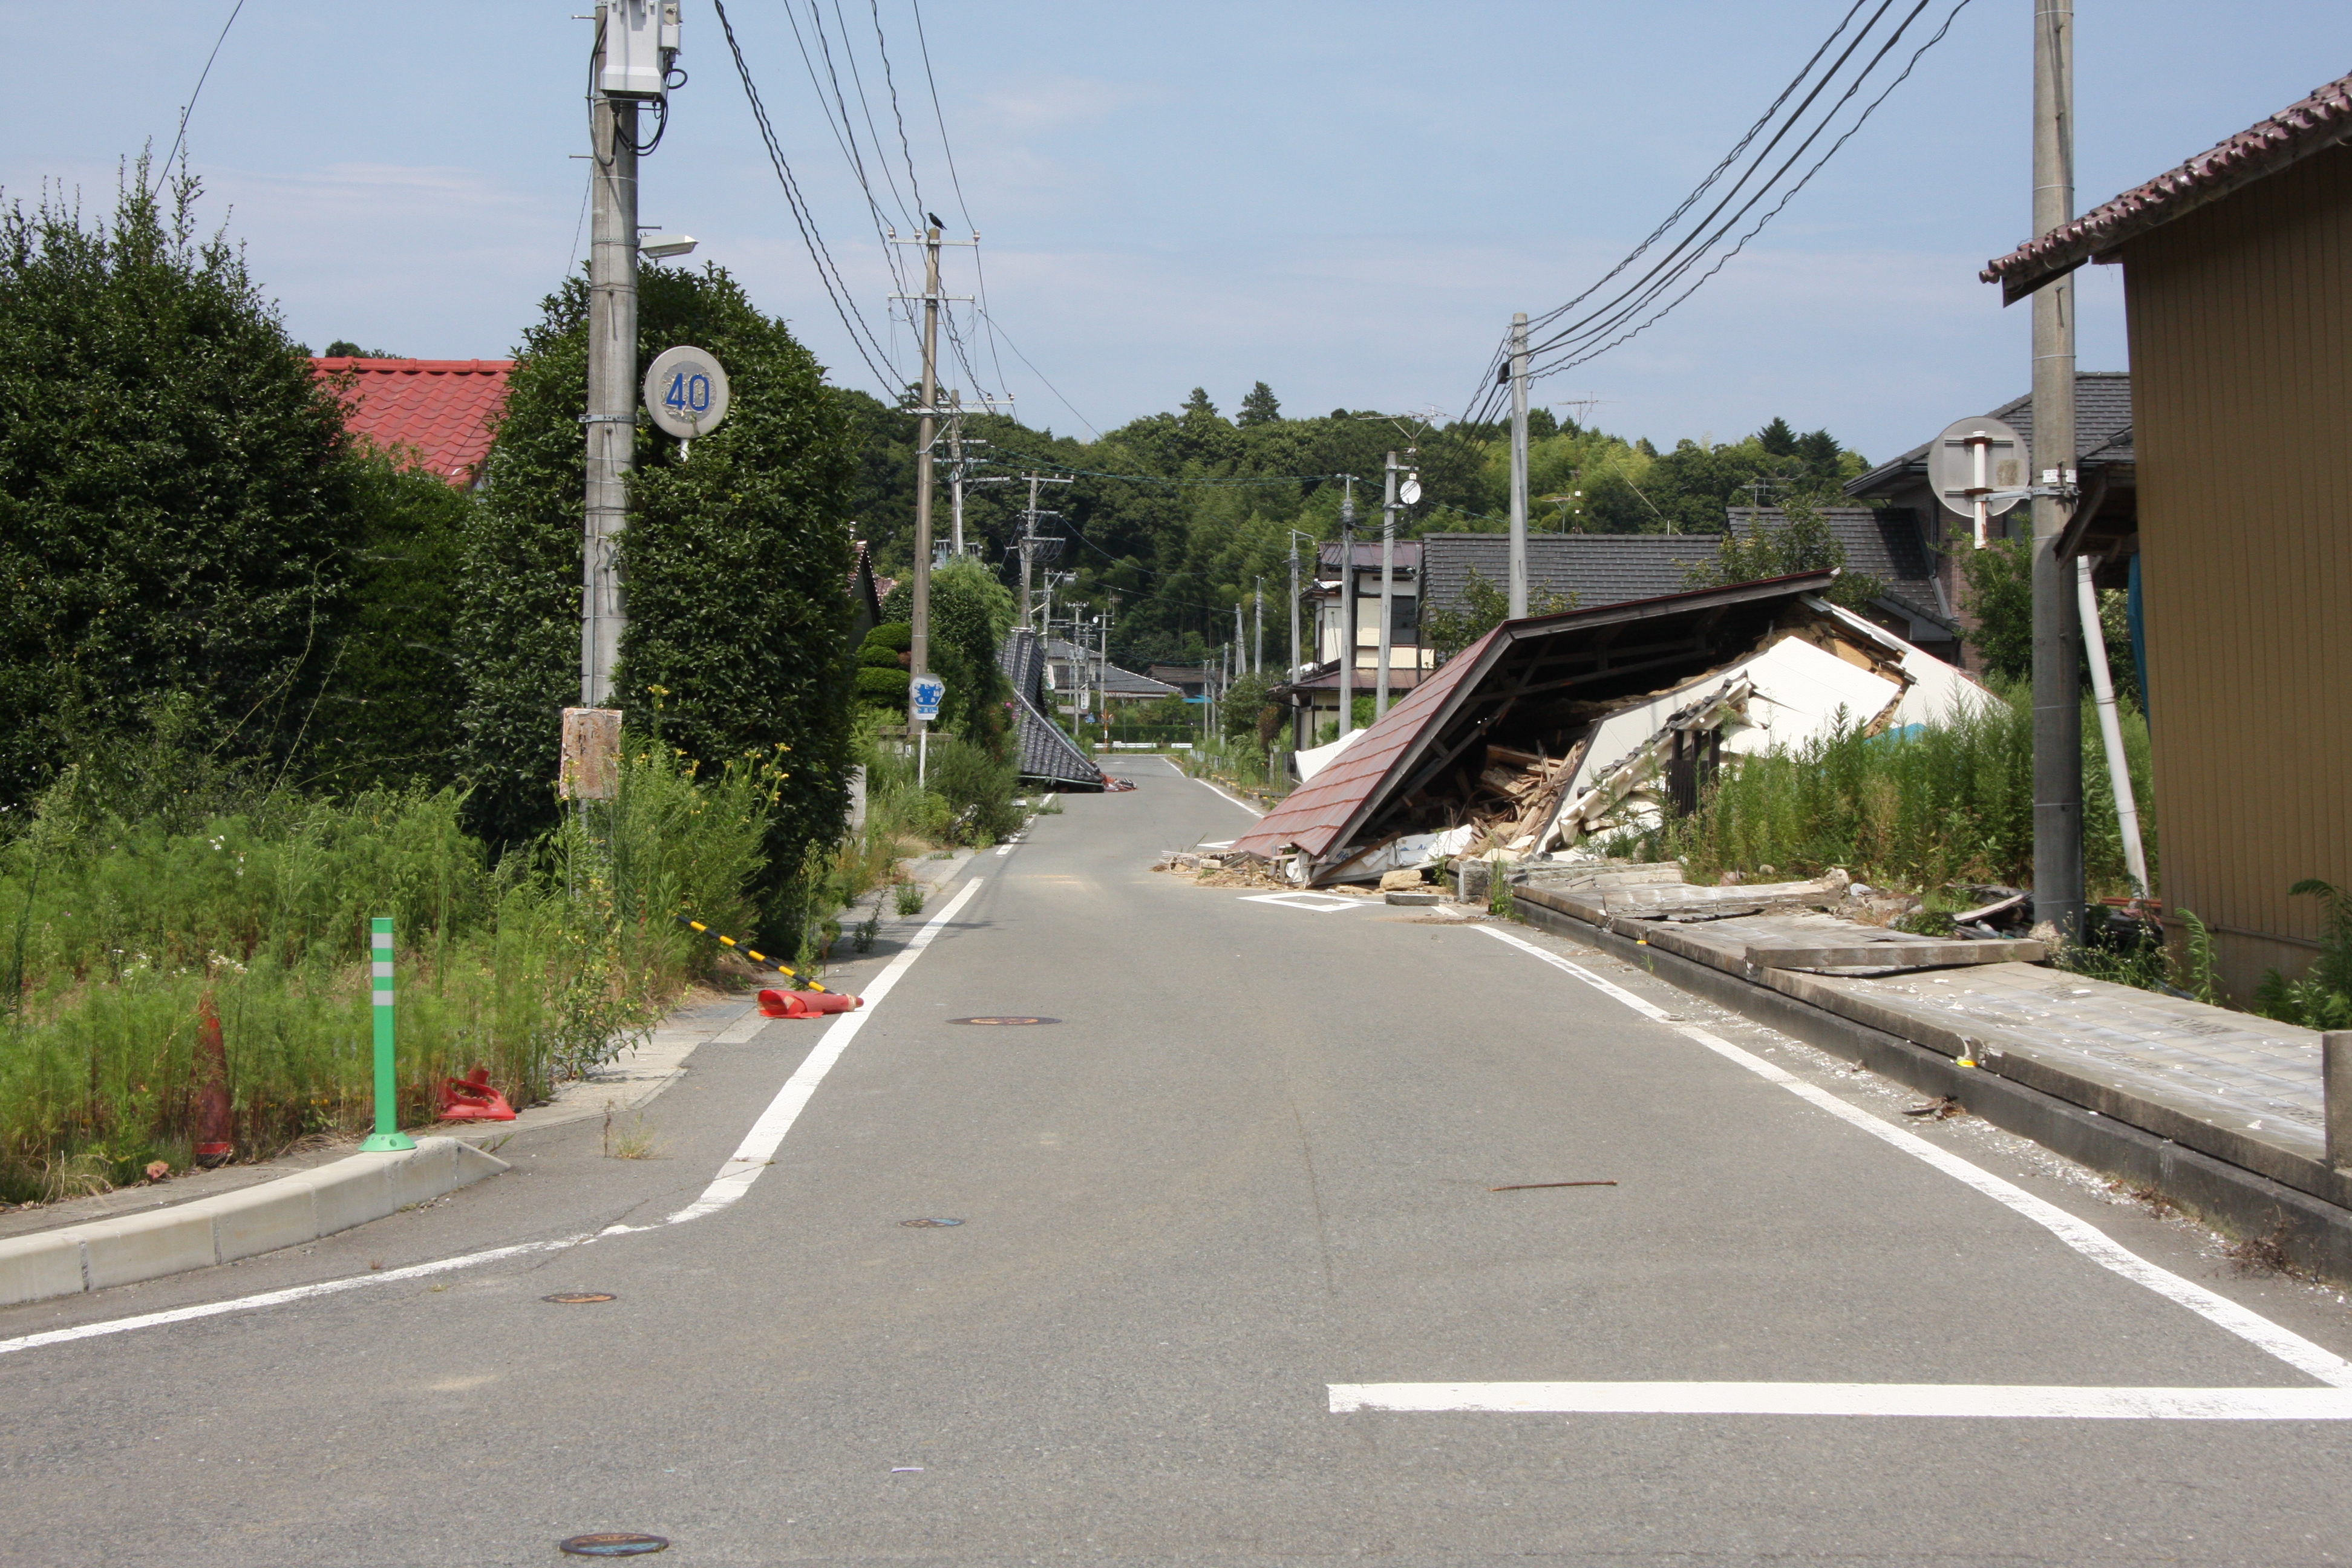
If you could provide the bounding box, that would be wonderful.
[0,1238,580,1358]
[1239,892,1360,913]
[1160,756,1263,817]
[664,877,986,1224]
[1469,922,2352,1391]
[1,879,989,1357]
[1329,1383,2352,1420]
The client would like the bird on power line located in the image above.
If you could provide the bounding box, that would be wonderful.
[927,211,946,230]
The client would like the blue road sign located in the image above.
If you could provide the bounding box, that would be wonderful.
[910,675,946,722]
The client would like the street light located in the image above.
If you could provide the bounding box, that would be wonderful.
[638,231,697,259]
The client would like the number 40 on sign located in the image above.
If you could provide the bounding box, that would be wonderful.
[642,345,731,442]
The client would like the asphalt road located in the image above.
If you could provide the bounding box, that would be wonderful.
[6,756,2352,1566]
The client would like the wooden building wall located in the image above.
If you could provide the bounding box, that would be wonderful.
[2122,141,2352,999]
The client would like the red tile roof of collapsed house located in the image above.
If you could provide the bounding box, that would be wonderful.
[312,358,516,485]
[1228,571,1839,869]
[1981,72,2352,304]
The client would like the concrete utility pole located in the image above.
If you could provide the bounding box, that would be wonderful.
[1339,475,1357,738]
[1014,473,1072,626]
[1287,532,1306,679]
[1377,452,1399,719]
[2031,0,2084,941]
[909,224,942,740]
[947,390,964,558]
[581,33,641,711]
[1508,312,1530,619]
[1252,578,1264,675]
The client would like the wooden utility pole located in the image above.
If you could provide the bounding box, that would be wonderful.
[2031,0,2084,940]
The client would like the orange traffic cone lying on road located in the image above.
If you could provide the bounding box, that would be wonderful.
[757,988,863,1018]
[438,1066,517,1121]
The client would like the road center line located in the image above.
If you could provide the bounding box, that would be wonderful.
[1,878,989,1358]
[1471,921,2352,1390]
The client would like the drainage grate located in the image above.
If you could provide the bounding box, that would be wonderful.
[947,1016,1059,1026]
[900,1218,964,1227]
[543,1292,617,1304]
[558,1532,670,1557]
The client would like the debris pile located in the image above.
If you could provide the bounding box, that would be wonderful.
[1229,576,1999,887]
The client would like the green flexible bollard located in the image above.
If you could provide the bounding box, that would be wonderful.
[359,916,416,1152]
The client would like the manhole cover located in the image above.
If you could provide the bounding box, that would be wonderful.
[947,1016,1059,1025]
[543,1292,616,1304]
[900,1218,964,1227]
[558,1532,669,1557]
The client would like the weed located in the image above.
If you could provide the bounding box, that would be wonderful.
[607,1113,659,1160]
[2224,1224,2295,1278]
[895,881,929,919]
[852,911,881,953]
[1488,866,1518,921]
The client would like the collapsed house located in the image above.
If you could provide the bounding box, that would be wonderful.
[998,629,1106,791]
[1228,572,1994,884]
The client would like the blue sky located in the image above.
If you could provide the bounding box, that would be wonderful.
[9,3,2348,462]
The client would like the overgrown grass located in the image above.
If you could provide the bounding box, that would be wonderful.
[0,747,770,1201]
[1619,682,2156,900]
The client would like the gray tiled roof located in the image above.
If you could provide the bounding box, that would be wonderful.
[1421,534,1714,623]
[1044,639,1181,698]
[997,630,1104,788]
[1847,372,2134,495]
[1423,516,1948,634]
[1319,540,1423,573]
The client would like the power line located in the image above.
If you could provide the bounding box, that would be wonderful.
[973,308,1099,439]
[150,0,247,201]
[711,0,900,393]
[868,0,927,220]
[780,0,910,296]
[1456,0,1964,428]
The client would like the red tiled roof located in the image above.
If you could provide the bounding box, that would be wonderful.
[313,358,516,485]
[1982,73,2352,304]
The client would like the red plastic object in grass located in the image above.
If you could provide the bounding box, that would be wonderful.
[756,988,863,1019]
[438,1066,517,1121]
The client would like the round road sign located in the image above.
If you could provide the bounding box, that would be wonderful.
[643,345,731,439]
[1926,416,2029,520]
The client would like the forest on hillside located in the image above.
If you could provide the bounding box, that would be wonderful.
[839,382,1868,671]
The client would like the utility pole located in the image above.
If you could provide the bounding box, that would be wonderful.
[1339,475,1357,739]
[910,224,941,738]
[1013,472,1073,626]
[1287,532,1307,679]
[1507,311,1530,618]
[2031,0,2083,941]
[1252,578,1264,675]
[1377,452,1399,719]
[583,16,642,712]
[1233,601,1245,685]
[946,390,964,557]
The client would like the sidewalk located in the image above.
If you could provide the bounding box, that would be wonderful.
[1509,881,2352,1281]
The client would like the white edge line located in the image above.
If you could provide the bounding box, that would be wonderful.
[663,875,987,1224]
[1,1236,579,1357]
[1326,1382,2352,1419]
[1160,755,1263,817]
[1238,893,1359,913]
[1469,921,2352,1391]
[2,878,991,1358]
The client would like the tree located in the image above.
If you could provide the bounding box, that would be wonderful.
[0,166,358,811]
[1683,494,1884,609]
[1420,567,1574,662]
[1757,416,1798,456]
[1237,381,1281,426]
[877,557,1016,742]
[456,261,860,923]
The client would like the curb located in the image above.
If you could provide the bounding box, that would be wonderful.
[0,1136,508,1310]
[1508,898,2352,1287]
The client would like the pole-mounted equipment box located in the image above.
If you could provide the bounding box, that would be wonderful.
[598,0,680,100]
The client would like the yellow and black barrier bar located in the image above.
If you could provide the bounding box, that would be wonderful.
[675,915,830,993]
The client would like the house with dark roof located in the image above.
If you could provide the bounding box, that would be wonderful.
[1420,515,1959,664]
[313,357,515,486]
[1981,71,2352,999]
[1844,373,2138,667]
[1042,639,1181,716]
[998,630,1105,790]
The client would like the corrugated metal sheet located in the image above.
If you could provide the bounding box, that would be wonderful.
[2123,139,2352,997]
[1230,572,1837,871]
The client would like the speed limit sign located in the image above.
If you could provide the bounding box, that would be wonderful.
[642,345,731,439]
